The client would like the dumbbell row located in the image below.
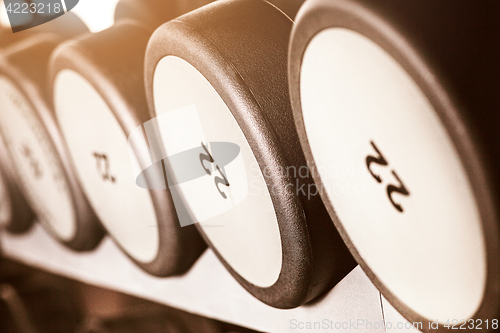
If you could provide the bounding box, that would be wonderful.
[0,0,498,332]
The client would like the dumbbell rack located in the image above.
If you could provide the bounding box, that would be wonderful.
[1,223,417,332]
[3,0,498,331]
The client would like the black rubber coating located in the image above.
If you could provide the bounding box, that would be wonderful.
[0,34,104,251]
[145,0,356,309]
[289,0,500,329]
[0,136,34,234]
[48,21,206,276]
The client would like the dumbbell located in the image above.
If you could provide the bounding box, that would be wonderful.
[0,15,104,250]
[144,0,356,308]
[48,0,212,276]
[0,135,34,234]
[289,0,500,329]
[0,7,96,239]
[1,0,80,33]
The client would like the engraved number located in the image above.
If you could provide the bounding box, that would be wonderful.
[93,152,116,183]
[200,142,230,199]
[366,141,410,213]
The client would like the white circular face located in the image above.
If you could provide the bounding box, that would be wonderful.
[0,170,12,227]
[300,28,486,321]
[153,56,282,287]
[0,76,76,241]
[54,69,160,264]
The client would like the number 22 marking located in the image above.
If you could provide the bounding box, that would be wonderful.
[366,141,410,213]
[200,142,230,199]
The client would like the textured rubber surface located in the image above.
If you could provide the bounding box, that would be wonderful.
[49,21,206,276]
[289,0,500,329]
[0,35,104,251]
[145,0,356,309]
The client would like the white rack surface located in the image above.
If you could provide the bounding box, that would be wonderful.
[1,223,419,332]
